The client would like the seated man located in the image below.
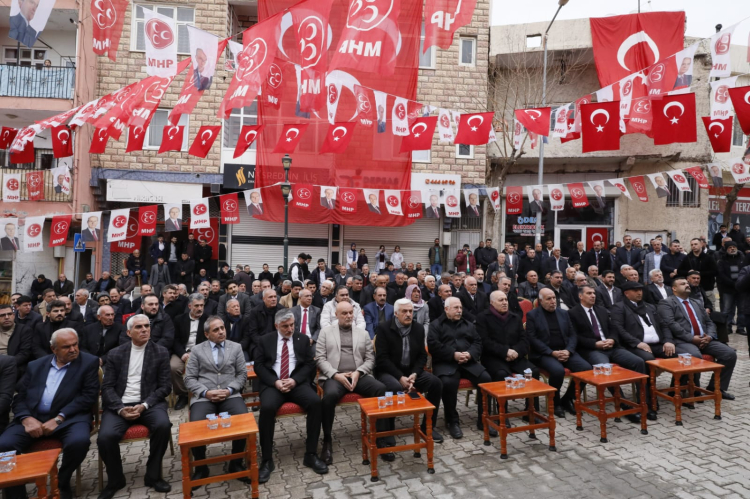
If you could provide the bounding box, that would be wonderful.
[526,288,592,418]
[171,294,208,410]
[218,281,252,320]
[0,303,33,381]
[427,297,493,439]
[32,300,81,359]
[363,287,394,340]
[610,281,675,360]
[255,309,327,483]
[124,294,174,352]
[194,282,219,316]
[316,301,387,465]
[658,278,736,400]
[14,295,42,330]
[0,354,16,433]
[291,289,321,343]
[0,328,99,499]
[97,314,172,498]
[184,316,248,485]
[246,288,284,360]
[108,288,132,325]
[80,305,124,366]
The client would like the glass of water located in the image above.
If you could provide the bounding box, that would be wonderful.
[397,391,406,405]
[206,414,218,430]
[505,377,515,389]
[524,368,533,380]
[683,353,692,366]
[0,451,16,473]
[220,412,231,428]
[378,397,387,409]
[385,391,394,406]
[514,374,526,388]
[593,364,603,375]
[603,364,613,375]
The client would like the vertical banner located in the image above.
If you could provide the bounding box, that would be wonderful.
[392,97,409,136]
[438,108,454,144]
[685,166,709,189]
[291,184,313,211]
[384,190,403,216]
[646,173,670,198]
[52,160,72,196]
[729,158,750,184]
[552,104,571,138]
[50,214,72,247]
[443,189,461,218]
[25,171,44,201]
[567,182,589,207]
[143,9,178,77]
[404,190,422,219]
[91,0,129,61]
[107,208,130,242]
[464,188,480,217]
[338,187,357,214]
[666,170,692,192]
[320,186,337,210]
[587,180,607,211]
[244,189,265,217]
[505,186,523,215]
[138,205,157,236]
[710,76,738,120]
[424,190,441,218]
[374,90,388,133]
[547,184,565,211]
[0,218,19,251]
[487,187,501,211]
[607,178,632,200]
[190,198,211,229]
[23,216,45,252]
[629,175,649,202]
[81,212,102,242]
[110,211,140,253]
[710,25,736,78]
[526,185,544,214]
[363,189,382,215]
[2,173,21,203]
[220,193,240,223]
[163,203,183,231]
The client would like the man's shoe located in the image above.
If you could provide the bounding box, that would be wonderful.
[561,399,576,415]
[625,413,641,424]
[554,406,566,419]
[430,428,444,443]
[736,329,747,336]
[173,395,188,411]
[380,451,395,462]
[302,453,328,474]
[647,410,658,421]
[59,485,73,499]
[258,460,275,484]
[144,477,171,493]
[228,461,250,483]
[721,391,735,400]
[320,440,333,466]
[477,419,498,437]
[446,422,463,439]
[97,481,125,499]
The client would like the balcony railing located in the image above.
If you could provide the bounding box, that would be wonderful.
[0,65,75,99]
[0,148,73,202]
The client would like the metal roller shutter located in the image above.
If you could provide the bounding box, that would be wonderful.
[343,218,441,270]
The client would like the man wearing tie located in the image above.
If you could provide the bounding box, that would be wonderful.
[0,222,20,250]
[164,207,182,232]
[363,287,394,339]
[673,57,692,89]
[542,248,569,277]
[192,48,213,91]
[248,191,264,216]
[9,0,40,48]
[425,195,441,218]
[466,193,481,217]
[81,215,100,242]
[291,289,321,343]
[529,188,543,213]
[320,188,336,210]
[367,193,382,215]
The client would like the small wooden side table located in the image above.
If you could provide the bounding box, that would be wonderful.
[479,379,557,459]
[244,364,260,409]
[0,449,60,499]
[177,412,259,499]
[358,394,435,482]
[571,366,649,443]
[646,357,723,426]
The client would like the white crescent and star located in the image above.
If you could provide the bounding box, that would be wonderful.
[524,110,541,121]
[332,126,348,141]
[467,115,483,132]
[57,129,70,145]
[617,31,659,71]
[167,126,180,139]
[244,130,257,143]
[285,127,300,142]
[708,121,725,137]
[200,129,213,145]
[743,90,750,106]
[411,122,428,137]
[589,109,610,132]
[663,101,685,124]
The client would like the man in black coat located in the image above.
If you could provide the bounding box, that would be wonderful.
[541,248,569,278]
[245,289,285,361]
[176,253,195,293]
[310,259,335,289]
[517,249,542,284]
[427,284,453,322]
[582,241,611,275]
[547,270,576,310]
[677,238,718,292]
[53,274,75,298]
[456,276,487,322]
[31,301,82,359]
[659,240,686,286]
[171,294,209,410]
[361,275,397,307]
[194,239,213,276]
[615,235,642,277]
[0,303,33,382]
[80,305,124,367]
[481,239,499,271]
[716,241,746,335]
[0,354,15,433]
[427,297,492,440]
[13,296,41,331]
[595,270,623,309]
[123,294,174,352]
[29,275,53,306]
[97,315,172,497]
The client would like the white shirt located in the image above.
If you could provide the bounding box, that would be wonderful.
[272,332,296,379]
[122,342,146,405]
[79,303,87,315]
[631,301,659,344]
[605,285,614,304]
[654,283,668,300]
[291,263,302,282]
[652,251,663,272]
[186,316,200,352]
[319,269,326,284]
[581,304,605,341]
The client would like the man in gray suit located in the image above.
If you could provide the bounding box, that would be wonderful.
[218,281,252,320]
[643,240,666,285]
[149,257,171,297]
[658,278,736,400]
[9,0,40,48]
[184,316,248,484]
[291,289,321,343]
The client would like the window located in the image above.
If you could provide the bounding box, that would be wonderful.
[144,109,189,150]
[132,4,194,54]
[459,37,476,66]
[419,24,435,69]
[222,103,258,150]
[733,116,746,148]
[526,35,542,49]
[666,175,699,208]
[412,150,431,163]
[456,144,474,159]
[3,47,47,67]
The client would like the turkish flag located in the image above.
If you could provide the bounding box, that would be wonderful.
[652,93,697,145]
[25,171,44,201]
[0,128,18,149]
[505,186,523,215]
[89,127,110,154]
[580,101,621,153]
[51,125,73,158]
[515,108,551,137]
[400,116,437,152]
[567,183,589,208]
[455,112,494,146]
[219,193,240,223]
[629,176,649,202]
[91,0,129,61]
[586,228,609,251]
[560,118,579,143]
[272,124,308,153]
[292,184,315,211]
[233,125,263,159]
[589,12,686,87]
[701,117,732,153]
[10,140,34,164]
[126,123,148,153]
[138,205,158,236]
[403,190,422,219]
[685,166,709,189]
[424,0,478,51]
[338,187,357,214]
[49,214,72,247]
[320,122,356,154]
[158,125,184,153]
[189,125,221,158]
[353,84,375,127]
[728,85,750,135]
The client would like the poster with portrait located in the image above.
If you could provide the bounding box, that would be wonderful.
[423,190,441,219]
[187,26,218,91]
[708,163,724,188]
[163,203,183,232]
[81,211,102,242]
[464,188,481,217]
[525,185,544,214]
[646,173,670,198]
[0,218,20,251]
[363,188,383,215]
[9,0,56,48]
[52,160,71,196]
[243,189,264,217]
[588,180,607,212]
[320,186,337,210]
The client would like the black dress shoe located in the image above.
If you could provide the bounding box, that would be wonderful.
[60,486,73,499]
[302,453,328,474]
[321,440,333,465]
[380,450,395,462]
[554,406,566,419]
[97,481,125,499]
[647,410,658,421]
[144,477,171,493]
[228,461,250,483]
[173,395,188,411]
[258,460,275,484]
[446,422,463,439]
[477,419,498,437]
[422,425,443,443]
[561,399,576,415]
[625,413,641,424]
[191,465,209,490]
[721,391,735,400]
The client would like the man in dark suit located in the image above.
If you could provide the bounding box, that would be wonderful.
[525,288,591,418]
[673,57,692,88]
[320,187,336,210]
[615,235,642,277]
[367,193,382,214]
[583,240,611,274]
[542,248,569,277]
[31,300,81,359]
[97,315,172,497]
[363,287,394,339]
[246,289,284,361]
[456,276,487,322]
[517,249,541,284]
[0,221,20,250]
[427,284,452,322]
[255,309,327,482]
[0,354,15,433]
[291,289,321,342]
[644,269,672,305]
[659,240,685,286]
[595,270,622,309]
[80,305,123,367]
[9,0,40,48]
[546,270,576,310]
[192,48,213,90]
[13,295,41,331]
[81,214,100,242]
[194,282,219,316]
[247,191,264,216]
[0,303,33,381]
[0,328,99,499]
[171,294,208,410]
[53,274,74,297]
[517,271,545,302]
[218,281,253,320]
[568,241,586,268]
[425,195,441,219]
[310,259,335,290]
[427,297,493,439]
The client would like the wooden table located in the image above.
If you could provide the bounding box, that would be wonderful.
[0,449,59,499]
[244,364,260,409]
[358,394,435,482]
[177,412,259,499]
[571,366,649,443]
[646,357,723,426]
[479,379,557,459]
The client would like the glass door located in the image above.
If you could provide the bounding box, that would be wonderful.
[556,228,582,258]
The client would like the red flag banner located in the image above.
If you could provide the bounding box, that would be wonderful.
[233,125,263,159]
[110,211,141,253]
[158,125,184,153]
[353,84,375,127]
[424,0,478,51]
[91,0,129,61]
[272,124,309,153]
[701,116,732,153]
[400,116,437,152]
[126,123,148,153]
[219,193,240,223]
[262,59,285,110]
[289,0,335,74]
[629,175,649,202]
[320,122,357,154]
[567,183,589,208]
[515,108,551,137]
[0,128,18,149]
[644,56,678,99]
[728,85,750,135]
[455,112,494,145]
[589,11,686,87]
[652,93,697,145]
[404,190,422,219]
[25,171,44,201]
[188,125,221,158]
[505,186,523,215]
[50,214,72,247]
[10,140,34,164]
[138,205,157,236]
[51,125,73,158]
[291,184,314,211]
[580,101,621,153]
[338,187,358,214]
[685,166,709,189]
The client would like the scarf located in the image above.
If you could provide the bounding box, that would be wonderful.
[395,316,411,368]
[405,284,423,308]
[624,299,653,326]
[228,315,241,341]
[489,306,509,321]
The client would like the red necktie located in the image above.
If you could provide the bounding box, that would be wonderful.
[328,200,333,210]
[11,239,17,250]
[93,230,98,241]
[473,206,479,216]
[682,300,701,336]
[257,205,263,214]
[301,308,308,335]
[280,338,290,379]
[433,207,439,217]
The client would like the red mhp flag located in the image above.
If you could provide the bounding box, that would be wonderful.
[320,122,356,154]
[234,125,263,159]
[272,124,308,153]
[10,139,34,164]
[188,125,221,158]
[220,193,240,223]
[505,186,523,215]
[170,39,229,125]
[701,117,732,153]
[126,123,148,153]
[652,93,697,145]
[580,101,621,153]
[515,108,551,137]
[158,125,184,153]
[50,215,72,247]
[400,116,437,152]
[629,176,649,202]
[353,84,375,127]
[261,59,284,110]
[403,190,422,219]
[0,128,17,149]
[685,166,709,189]
[625,97,654,136]
[728,85,750,135]
[338,188,357,214]
[424,0,478,51]
[138,205,157,236]
[91,0,129,61]
[644,56,678,99]
[297,66,326,114]
[292,184,314,211]
[289,0,334,74]
[589,11,686,87]
[25,171,44,201]
[567,183,589,208]
[89,127,110,154]
[455,112,494,145]
[51,125,73,158]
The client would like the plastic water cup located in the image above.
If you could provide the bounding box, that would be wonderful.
[678,355,685,365]
[206,414,218,430]
[593,364,603,375]
[603,364,613,376]
[524,368,533,380]
[397,392,406,405]
[683,353,692,366]
[220,412,231,428]
[385,391,394,406]
[514,375,526,388]
[505,377,515,389]
[377,397,387,409]
[0,451,16,473]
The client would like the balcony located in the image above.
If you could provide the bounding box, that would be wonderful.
[0,148,72,202]
[0,65,74,99]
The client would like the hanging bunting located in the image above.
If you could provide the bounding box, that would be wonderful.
[384,190,404,216]
[646,173,670,198]
[190,199,211,229]
[233,124,263,159]
[552,104,571,138]
[729,157,750,184]
[326,73,344,124]
[25,171,44,201]
[728,85,750,135]
[580,101,621,153]
[652,93,697,145]
[710,24,736,78]
[143,9,178,77]
[374,90,388,133]
[525,185,544,214]
[138,205,158,236]
[22,216,45,252]
[424,0,478,51]
[82,212,102,242]
[685,166,709,189]
[89,127,110,154]
[443,188,461,218]
[710,76,738,120]
[261,58,285,110]
[126,122,149,153]
[547,184,565,211]
[515,107,551,137]
[353,85,375,127]
[292,184,314,211]
[363,189,382,215]
[505,186,523,215]
[338,187,358,214]
[587,181,607,211]
[52,160,72,196]
[50,214,72,247]
[91,0,129,61]
[320,186,337,210]
[463,188,480,217]
[10,139,34,164]
[2,173,21,203]
[629,176,649,202]
[392,97,409,136]
[107,208,130,242]
[487,187,500,211]
[272,124,308,153]
[400,116,437,152]
[607,179,632,200]
[665,170,692,192]
[0,128,18,149]
[567,183,589,207]
[0,218,19,251]
[424,190,441,218]
[188,125,221,158]
[404,190,422,219]
[220,193,240,223]
[320,122,356,154]
[438,108,454,143]
[158,125,184,153]
[701,117,732,153]
[51,125,73,158]
[455,112,494,146]
[243,189,265,217]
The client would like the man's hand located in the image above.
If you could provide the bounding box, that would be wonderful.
[181,353,190,363]
[506,349,518,361]
[664,342,676,357]
[274,380,288,393]
[41,418,59,436]
[637,342,652,353]
[691,336,703,346]
[22,417,44,438]
[334,373,353,391]
[205,389,228,402]
[399,376,412,391]
[281,378,296,391]
[453,352,464,363]
[99,358,103,366]
[120,407,140,421]
[670,270,677,278]
[603,339,615,349]
[700,336,712,348]
[350,371,361,390]
[595,340,608,350]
